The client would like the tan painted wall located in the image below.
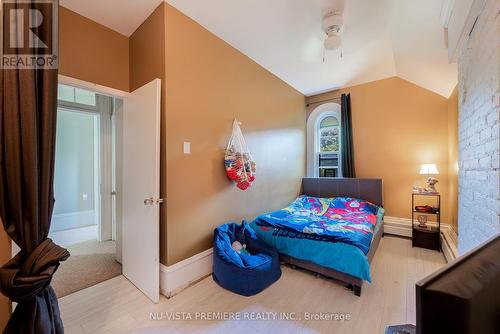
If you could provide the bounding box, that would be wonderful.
[447,86,459,233]
[59,6,129,92]
[129,5,165,92]
[129,3,305,265]
[163,4,305,265]
[0,9,456,330]
[306,77,450,223]
[129,4,168,261]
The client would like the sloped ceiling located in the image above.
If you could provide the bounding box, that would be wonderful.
[60,0,162,37]
[60,0,458,97]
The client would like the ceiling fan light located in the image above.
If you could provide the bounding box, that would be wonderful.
[324,34,341,50]
[322,13,343,33]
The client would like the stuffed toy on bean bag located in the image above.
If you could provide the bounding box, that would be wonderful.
[212,221,281,296]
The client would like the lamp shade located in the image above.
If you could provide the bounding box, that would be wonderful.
[419,164,439,175]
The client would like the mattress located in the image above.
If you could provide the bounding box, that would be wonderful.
[250,207,384,282]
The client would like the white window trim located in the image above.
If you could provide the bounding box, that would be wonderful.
[58,74,127,98]
[307,102,342,177]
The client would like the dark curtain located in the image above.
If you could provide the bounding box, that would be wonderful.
[0,1,69,333]
[341,93,355,178]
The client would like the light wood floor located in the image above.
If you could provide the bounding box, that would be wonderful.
[59,236,446,334]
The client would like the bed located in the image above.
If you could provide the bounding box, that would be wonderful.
[250,177,384,296]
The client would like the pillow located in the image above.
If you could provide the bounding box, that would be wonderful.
[291,195,333,214]
[292,195,379,215]
[330,197,379,215]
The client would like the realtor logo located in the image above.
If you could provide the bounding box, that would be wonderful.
[1,0,58,69]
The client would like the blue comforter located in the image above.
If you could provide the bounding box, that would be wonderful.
[253,196,379,255]
[250,207,384,282]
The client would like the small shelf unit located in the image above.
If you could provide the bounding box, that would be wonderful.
[411,193,441,251]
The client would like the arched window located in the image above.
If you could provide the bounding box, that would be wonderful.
[319,116,340,153]
[307,103,342,178]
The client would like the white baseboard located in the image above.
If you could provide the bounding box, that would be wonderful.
[160,248,213,298]
[383,216,413,237]
[49,225,98,247]
[51,210,96,232]
[12,224,99,257]
[383,216,458,262]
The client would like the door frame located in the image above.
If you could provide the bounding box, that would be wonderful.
[58,75,129,251]
[56,83,115,243]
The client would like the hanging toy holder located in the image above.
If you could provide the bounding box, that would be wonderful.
[224,120,257,190]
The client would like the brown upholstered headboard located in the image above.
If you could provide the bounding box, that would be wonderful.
[302,178,384,207]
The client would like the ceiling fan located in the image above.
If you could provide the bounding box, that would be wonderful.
[322,11,343,52]
[301,2,345,63]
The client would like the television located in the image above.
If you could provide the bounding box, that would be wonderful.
[416,234,500,334]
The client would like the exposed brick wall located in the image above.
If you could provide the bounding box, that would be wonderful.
[457,0,500,254]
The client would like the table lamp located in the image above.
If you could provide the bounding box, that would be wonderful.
[419,164,439,193]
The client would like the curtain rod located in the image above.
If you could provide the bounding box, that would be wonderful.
[306,96,342,107]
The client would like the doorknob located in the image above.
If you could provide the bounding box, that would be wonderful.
[144,197,164,205]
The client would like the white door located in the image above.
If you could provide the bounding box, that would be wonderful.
[122,79,161,303]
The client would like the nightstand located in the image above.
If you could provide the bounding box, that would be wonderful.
[411,193,440,251]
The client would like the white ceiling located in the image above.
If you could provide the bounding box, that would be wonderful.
[61,0,458,97]
[60,0,163,37]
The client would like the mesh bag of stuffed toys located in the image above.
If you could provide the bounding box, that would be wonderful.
[224,120,257,190]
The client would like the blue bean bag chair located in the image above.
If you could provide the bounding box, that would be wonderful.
[213,221,281,296]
